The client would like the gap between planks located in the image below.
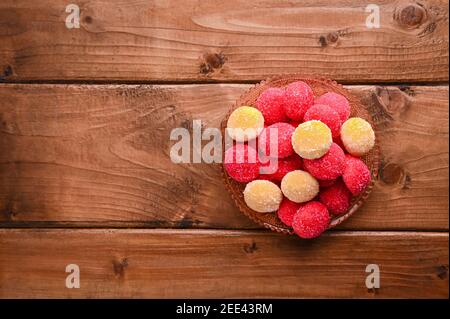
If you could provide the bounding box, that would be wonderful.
[0,228,448,236]
[0,80,449,86]
[0,221,449,233]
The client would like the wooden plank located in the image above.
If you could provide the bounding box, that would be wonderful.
[0,84,448,230]
[0,0,448,83]
[0,229,447,298]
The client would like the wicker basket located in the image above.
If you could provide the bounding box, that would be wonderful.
[221,75,380,234]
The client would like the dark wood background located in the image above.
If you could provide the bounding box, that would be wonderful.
[0,0,448,298]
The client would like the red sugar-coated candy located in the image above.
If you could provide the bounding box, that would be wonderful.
[303,143,345,180]
[259,155,303,182]
[315,92,351,122]
[319,179,352,216]
[256,87,288,125]
[258,122,295,158]
[304,104,342,138]
[343,155,371,195]
[224,144,260,183]
[277,198,302,227]
[292,201,330,239]
[318,178,337,188]
[283,81,314,121]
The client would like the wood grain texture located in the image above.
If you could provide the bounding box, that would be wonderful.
[0,229,447,298]
[0,0,448,83]
[0,84,448,230]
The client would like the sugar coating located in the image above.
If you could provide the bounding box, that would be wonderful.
[292,120,332,159]
[277,198,302,227]
[343,155,371,195]
[259,155,303,182]
[315,92,351,122]
[256,87,288,125]
[292,201,330,239]
[244,180,283,213]
[303,143,346,180]
[283,81,314,121]
[224,144,260,183]
[319,179,352,216]
[304,104,343,138]
[340,117,375,156]
[227,106,264,142]
[281,170,319,203]
[258,122,295,158]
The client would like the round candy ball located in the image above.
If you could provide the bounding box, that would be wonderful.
[277,198,302,227]
[256,87,288,125]
[227,106,264,142]
[303,143,346,180]
[259,155,303,182]
[304,104,342,138]
[224,144,260,183]
[315,92,351,122]
[258,122,295,158]
[319,180,352,216]
[340,117,375,156]
[343,155,372,195]
[292,201,330,239]
[292,120,332,159]
[283,81,314,121]
[281,170,319,203]
[243,180,283,213]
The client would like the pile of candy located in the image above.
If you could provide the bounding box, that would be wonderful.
[224,81,375,239]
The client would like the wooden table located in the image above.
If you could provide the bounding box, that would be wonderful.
[0,0,448,298]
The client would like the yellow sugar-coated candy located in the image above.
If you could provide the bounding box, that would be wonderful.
[244,180,283,213]
[227,106,264,142]
[281,170,319,203]
[340,117,375,156]
[291,120,332,159]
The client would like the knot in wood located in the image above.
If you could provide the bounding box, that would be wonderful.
[380,163,409,187]
[327,32,339,43]
[396,3,426,28]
